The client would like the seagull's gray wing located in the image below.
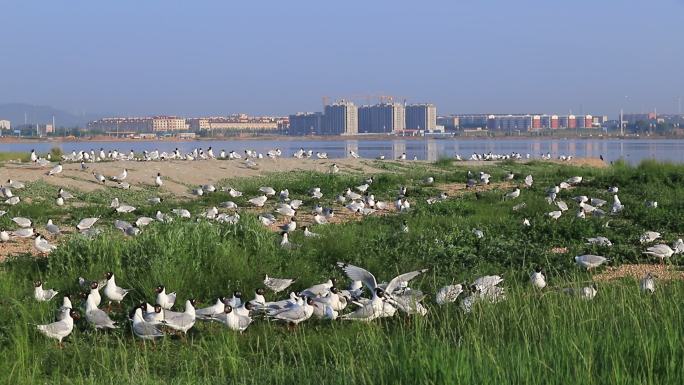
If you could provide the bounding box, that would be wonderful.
[133,321,163,337]
[272,306,308,321]
[238,315,252,330]
[38,319,71,335]
[341,303,376,320]
[337,262,377,292]
[385,269,428,294]
[87,309,117,328]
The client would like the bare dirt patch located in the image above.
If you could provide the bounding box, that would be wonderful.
[263,203,399,232]
[593,264,684,282]
[436,180,516,197]
[0,238,34,261]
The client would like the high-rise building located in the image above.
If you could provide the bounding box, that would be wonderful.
[323,101,358,135]
[358,103,405,133]
[0,119,10,131]
[405,103,437,131]
[288,112,323,135]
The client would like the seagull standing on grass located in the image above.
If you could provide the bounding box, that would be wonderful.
[36,309,80,346]
[574,255,609,270]
[34,280,58,301]
[155,285,177,310]
[131,308,164,340]
[84,292,118,329]
[34,234,57,254]
[640,273,655,293]
[264,275,296,293]
[103,272,130,306]
[530,267,546,289]
[162,299,197,335]
[504,188,520,200]
[640,231,661,244]
[643,244,676,263]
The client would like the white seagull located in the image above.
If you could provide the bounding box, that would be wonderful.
[162,299,197,334]
[103,272,130,305]
[34,234,57,254]
[640,273,655,293]
[48,163,63,176]
[435,284,464,305]
[155,285,177,310]
[36,309,80,345]
[530,266,546,289]
[574,255,609,270]
[84,292,118,329]
[264,275,296,293]
[131,308,164,340]
[34,280,58,301]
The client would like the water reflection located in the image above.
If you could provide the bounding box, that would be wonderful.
[2,138,684,164]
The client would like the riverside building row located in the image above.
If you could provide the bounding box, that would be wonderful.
[288,101,436,136]
[440,114,609,131]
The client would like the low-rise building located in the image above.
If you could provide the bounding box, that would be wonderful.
[487,115,533,132]
[187,115,284,133]
[623,113,657,125]
[452,114,489,128]
[37,124,54,137]
[152,116,188,132]
[0,119,10,131]
[437,116,459,130]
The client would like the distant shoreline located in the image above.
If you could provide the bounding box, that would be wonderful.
[1,133,682,144]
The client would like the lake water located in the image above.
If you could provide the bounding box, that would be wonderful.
[2,138,684,164]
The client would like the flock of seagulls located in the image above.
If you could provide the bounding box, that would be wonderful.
[1,149,676,346]
[39,256,634,346]
[26,146,586,172]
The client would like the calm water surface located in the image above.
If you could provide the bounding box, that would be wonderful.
[2,138,684,164]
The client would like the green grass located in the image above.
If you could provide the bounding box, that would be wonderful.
[0,151,30,163]
[1,159,684,384]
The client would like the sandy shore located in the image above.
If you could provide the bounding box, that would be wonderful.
[0,158,400,197]
[0,157,607,198]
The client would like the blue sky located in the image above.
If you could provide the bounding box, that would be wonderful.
[1,0,682,117]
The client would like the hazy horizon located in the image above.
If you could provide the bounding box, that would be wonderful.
[1,0,683,117]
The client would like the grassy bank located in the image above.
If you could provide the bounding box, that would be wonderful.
[0,151,30,163]
[1,159,684,384]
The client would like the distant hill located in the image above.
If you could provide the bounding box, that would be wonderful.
[0,103,101,128]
